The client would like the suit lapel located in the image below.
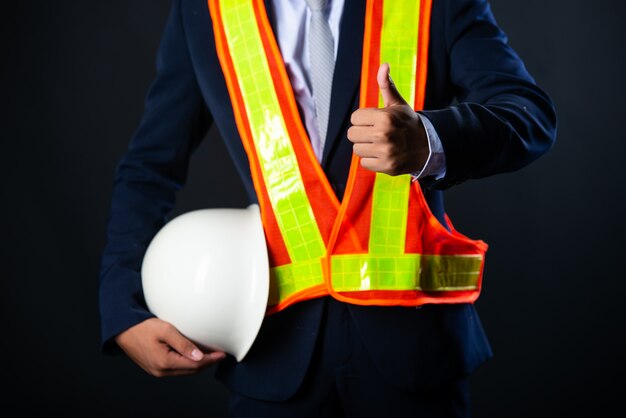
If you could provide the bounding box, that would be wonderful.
[263,0,276,29]
[321,0,366,168]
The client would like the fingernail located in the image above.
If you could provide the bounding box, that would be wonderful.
[191,349,203,361]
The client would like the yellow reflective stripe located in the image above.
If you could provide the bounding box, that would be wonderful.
[379,0,420,107]
[369,174,411,254]
[220,1,326,266]
[268,260,325,306]
[331,254,482,292]
[369,0,421,255]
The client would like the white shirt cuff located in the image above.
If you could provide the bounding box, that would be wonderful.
[410,113,447,181]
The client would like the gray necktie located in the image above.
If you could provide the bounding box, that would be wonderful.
[305,0,335,159]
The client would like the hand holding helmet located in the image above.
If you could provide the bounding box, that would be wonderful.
[115,204,269,376]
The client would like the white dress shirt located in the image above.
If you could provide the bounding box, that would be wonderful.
[272,0,446,180]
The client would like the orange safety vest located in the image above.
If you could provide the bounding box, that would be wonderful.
[208,0,488,314]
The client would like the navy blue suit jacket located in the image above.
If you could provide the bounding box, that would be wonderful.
[99,0,556,401]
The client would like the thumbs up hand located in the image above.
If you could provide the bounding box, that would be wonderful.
[348,63,429,176]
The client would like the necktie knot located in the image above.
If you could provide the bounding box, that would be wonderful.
[305,0,328,13]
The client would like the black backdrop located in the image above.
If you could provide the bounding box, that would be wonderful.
[3,1,625,417]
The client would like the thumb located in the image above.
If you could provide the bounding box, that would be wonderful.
[162,324,204,362]
[377,62,407,108]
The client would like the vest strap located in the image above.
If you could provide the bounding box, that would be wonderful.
[331,254,483,292]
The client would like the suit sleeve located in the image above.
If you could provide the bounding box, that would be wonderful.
[98,0,211,353]
[421,0,557,189]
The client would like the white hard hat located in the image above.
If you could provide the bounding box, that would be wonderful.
[141,204,269,362]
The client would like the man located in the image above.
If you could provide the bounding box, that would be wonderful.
[99,0,556,416]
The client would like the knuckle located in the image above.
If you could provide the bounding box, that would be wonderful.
[379,112,394,127]
[381,143,393,158]
[159,321,173,333]
[373,131,387,143]
[385,131,395,142]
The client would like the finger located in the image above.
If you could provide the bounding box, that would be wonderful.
[352,143,380,159]
[347,126,378,143]
[155,352,225,376]
[377,62,408,108]
[159,323,205,362]
[360,157,385,173]
[167,350,226,369]
[160,347,226,371]
[350,108,380,126]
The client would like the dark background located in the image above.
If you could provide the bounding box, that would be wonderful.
[2,0,625,417]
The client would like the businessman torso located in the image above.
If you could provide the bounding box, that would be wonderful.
[99,0,555,401]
